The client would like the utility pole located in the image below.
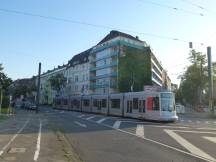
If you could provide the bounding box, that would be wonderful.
[207,47,214,115]
[36,62,41,113]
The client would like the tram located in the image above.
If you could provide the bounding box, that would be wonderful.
[53,91,178,122]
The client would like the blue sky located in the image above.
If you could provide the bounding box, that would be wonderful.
[0,0,216,84]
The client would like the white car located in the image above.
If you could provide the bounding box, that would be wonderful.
[176,104,185,114]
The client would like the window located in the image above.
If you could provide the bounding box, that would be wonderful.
[153,97,159,111]
[64,99,68,105]
[133,98,138,109]
[127,100,130,113]
[93,99,98,107]
[83,99,90,107]
[111,99,120,109]
[139,100,142,112]
[75,75,78,82]
[102,99,107,108]
[143,100,146,113]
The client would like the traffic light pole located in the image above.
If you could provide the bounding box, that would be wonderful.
[36,63,41,113]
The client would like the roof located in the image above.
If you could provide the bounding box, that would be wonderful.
[68,48,92,67]
[97,30,143,45]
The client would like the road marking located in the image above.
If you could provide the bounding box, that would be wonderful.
[164,129,216,162]
[205,121,210,124]
[78,114,85,118]
[214,121,216,124]
[197,128,216,131]
[86,116,95,120]
[97,118,107,124]
[180,119,184,122]
[136,124,144,137]
[203,136,216,144]
[60,111,64,113]
[80,114,215,162]
[34,119,42,161]
[188,120,192,123]
[74,121,87,128]
[0,118,30,156]
[113,121,121,129]
[170,130,216,134]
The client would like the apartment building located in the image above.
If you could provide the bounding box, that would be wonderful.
[65,49,91,96]
[39,65,66,104]
[89,30,167,94]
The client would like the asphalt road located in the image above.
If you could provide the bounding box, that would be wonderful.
[0,107,215,162]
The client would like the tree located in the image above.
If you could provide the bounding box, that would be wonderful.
[0,64,12,107]
[49,73,66,94]
[178,50,207,107]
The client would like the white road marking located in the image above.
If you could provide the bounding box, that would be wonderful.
[113,121,121,129]
[203,136,216,144]
[165,129,216,162]
[89,119,215,162]
[0,118,30,156]
[34,120,42,161]
[97,118,107,124]
[136,124,144,137]
[78,114,85,118]
[197,128,216,131]
[180,119,184,122]
[74,121,87,128]
[214,121,216,124]
[86,116,95,120]
[170,130,216,134]
[188,120,192,123]
[60,111,64,113]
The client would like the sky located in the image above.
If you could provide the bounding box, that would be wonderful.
[0,0,216,85]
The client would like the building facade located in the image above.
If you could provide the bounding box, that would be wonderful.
[65,49,91,96]
[39,30,172,104]
[39,65,66,104]
[89,30,167,94]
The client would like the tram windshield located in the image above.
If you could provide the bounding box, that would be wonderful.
[160,93,175,112]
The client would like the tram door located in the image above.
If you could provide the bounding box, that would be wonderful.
[98,100,102,111]
[126,99,133,113]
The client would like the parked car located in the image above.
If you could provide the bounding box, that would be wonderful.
[176,104,185,114]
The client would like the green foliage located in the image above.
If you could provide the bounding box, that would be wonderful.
[49,73,66,92]
[178,50,207,106]
[118,46,152,92]
[2,95,10,108]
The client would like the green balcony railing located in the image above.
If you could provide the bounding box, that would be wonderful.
[90,81,118,89]
[90,72,117,81]
[90,51,119,63]
[90,61,118,71]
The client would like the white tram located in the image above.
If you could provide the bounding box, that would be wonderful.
[53,91,178,122]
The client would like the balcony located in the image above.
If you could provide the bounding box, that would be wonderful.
[90,51,119,63]
[90,61,118,72]
[90,81,118,89]
[90,72,117,81]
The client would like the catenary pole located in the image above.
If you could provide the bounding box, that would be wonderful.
[36,62,41,113]
[207,47,214,114]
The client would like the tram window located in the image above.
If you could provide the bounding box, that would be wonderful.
[153,97,159,110]
[83,99,90,107]
[93,99,98,107]
[127,100,130,113]
[139,100,142,112]
[102,99,107,108]
[64,99,68,105]
[133,98,138,109]
[111,99,120,109]
[143,100,146,112]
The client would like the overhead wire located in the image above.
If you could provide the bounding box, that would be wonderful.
[0,8,205,46]
[139,0,204,16]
